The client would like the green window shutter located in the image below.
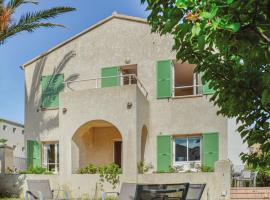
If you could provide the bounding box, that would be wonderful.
[203,132,219,169]
[157,60,172,98]
[203,80,215,94]
[41,74,64,108]
[157,135,172,172]
[27,140,41,168]
[101,66,120,88]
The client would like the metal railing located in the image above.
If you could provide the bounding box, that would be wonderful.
[173,84,203,97]
[64,74,148,98]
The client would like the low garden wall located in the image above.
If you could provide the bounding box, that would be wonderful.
[0,160,231,200]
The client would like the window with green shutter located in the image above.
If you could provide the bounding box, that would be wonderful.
[27,140,41,168]
[157,135,172,172]
[203,80,215,94]
[41,74,64,109]
[202,132,219,169]
[156,60,172,98]
[101,66,120,87]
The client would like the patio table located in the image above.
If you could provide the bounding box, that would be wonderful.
[141,187,185,200]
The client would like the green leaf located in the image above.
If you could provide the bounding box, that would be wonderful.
[176,0,188,9]
[192,22,201,37]
[262,89,270,106]
[225,23,240,32]
[227,0,234,4]
[200,12,213,19]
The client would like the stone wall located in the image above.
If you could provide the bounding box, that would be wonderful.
[0,160,231,200]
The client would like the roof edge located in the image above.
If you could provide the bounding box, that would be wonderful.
[0,118,24,128]
[21,13,148,68]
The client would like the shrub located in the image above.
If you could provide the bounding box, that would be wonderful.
[99,163,122,189]
[137,160,153,174]
[200,165,214,172]
[79,164,99,174]
[19,166,53,174]
[78,163,122,189]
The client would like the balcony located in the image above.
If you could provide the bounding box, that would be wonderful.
[64,74,148,98]
[173,84,203,98]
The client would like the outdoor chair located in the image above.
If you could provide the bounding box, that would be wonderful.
[186,184,206,200]
[25,180,69,200]
[102,182,138,200]
[233,170,257,187]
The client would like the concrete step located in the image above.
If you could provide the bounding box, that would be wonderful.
[231,187,270,200]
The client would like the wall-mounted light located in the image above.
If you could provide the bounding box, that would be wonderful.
[125,57,131,64]
[127,102,132,109]
[62,107,67,114]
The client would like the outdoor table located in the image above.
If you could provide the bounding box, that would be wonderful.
[141,187,185,200]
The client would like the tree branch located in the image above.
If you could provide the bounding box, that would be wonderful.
[254,27,270,44]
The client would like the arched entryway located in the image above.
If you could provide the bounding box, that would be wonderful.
[72,120,122,173]
[141,125,148,161]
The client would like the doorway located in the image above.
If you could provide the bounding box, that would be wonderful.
[114,141,122,168]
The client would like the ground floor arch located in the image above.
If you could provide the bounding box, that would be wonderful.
[72,120,122,173]
[141,125,148,161]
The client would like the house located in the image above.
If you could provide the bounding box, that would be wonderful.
[21,13,246,199]
[0,118,26,171]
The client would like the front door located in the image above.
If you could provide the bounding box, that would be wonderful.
[114,141,122,168]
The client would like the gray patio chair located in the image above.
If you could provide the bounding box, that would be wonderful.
[102,182,137,200]
[186,184,206,200]
[25,180,69,200]
[233,170,257,187]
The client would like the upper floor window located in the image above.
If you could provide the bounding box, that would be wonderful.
[22,147,25,152]
[101,65,137,88]
[3,125,7,131]
[22,130,24,134]
[156,60,215,99]
[173,61,202,97]
[13,127,16,133]
[41,74,64,109]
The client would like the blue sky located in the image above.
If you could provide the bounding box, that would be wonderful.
[0,0,148,124]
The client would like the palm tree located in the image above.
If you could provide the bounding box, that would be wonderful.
[0,0,75,44]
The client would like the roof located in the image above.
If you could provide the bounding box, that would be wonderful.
[0,118,24,128]
[21,12,148,68]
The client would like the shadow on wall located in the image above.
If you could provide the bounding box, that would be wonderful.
[0,174,26,197]
[25,51,80,135]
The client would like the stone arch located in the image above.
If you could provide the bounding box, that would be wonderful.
[141,125,148,161]
[71,120,122,173]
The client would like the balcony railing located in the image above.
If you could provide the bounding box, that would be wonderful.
[173,85,203,98]
[64,74,148,98]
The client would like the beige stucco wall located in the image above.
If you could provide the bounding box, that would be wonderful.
[0,160,231,200]
[0,145,14,174]
[0,121,25,158]
[23,14,230,198]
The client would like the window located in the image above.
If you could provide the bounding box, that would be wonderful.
[173,61,202,97]
[41,74,64,109]
[3,125,7,131]
[13,127,16,133]
[13,145,16,150]
[119,64,137,85]
[174,136,201,163]
[22,147,25,152]
[42,142,59,173]
[22,130,24,134]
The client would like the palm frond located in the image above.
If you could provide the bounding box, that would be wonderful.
[18,7,75,25]
[0,22,63,43]
[0,4,75,44]
[7,0,37,11]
